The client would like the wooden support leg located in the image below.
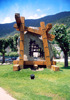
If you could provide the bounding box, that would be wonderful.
[40,22,51,68]
[19,17,25,69]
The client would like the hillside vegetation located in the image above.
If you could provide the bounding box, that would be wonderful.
[0,11,70,37]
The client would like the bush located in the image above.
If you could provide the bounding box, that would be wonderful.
[8,52,19,57]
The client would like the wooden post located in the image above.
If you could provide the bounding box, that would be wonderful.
[19,17,25,69]
[40,22,51,68]
[15,13,25,69]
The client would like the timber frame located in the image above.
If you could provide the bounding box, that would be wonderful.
[13,13,59,71]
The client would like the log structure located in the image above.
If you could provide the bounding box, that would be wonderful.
[13,13,59,71]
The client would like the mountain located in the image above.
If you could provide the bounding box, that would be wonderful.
[0,11,70,37]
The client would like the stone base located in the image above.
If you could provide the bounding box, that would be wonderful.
[51,65,59,71]
[13,64,20,71]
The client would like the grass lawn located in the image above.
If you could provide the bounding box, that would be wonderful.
[0,62,70,100]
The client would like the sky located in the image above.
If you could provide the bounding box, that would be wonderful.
[0,0,70,24]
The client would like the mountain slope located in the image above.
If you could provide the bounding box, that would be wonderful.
[0,11,70,37]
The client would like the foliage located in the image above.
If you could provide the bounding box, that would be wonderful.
[54,16,70,28]
[9,52,19,57]
[13,34,19,51]
[52,24,70,53]
[7,34,19,52]
[0,38,9,63]
[52,24,70,67]
[0,62,70,100]
[0,34,19,63]
[52,46,61,58]
[7,36,14,51]
[0,38,9,53]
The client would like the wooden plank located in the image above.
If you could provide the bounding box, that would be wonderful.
[40,22,51,68]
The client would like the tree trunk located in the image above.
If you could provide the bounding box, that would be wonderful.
[2,53,5,63]
[64,52,68,67]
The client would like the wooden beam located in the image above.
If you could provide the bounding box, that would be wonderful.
[46,23,52,33]
[24,61,46,65]
[13,60,46,65]
[13,24,55,41]
[25,26,41,35]
[13,23,20,31]
[47,33,55,41]
[13,60,56,66]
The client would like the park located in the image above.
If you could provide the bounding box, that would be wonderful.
[0,0,70,98]
[0,13,70,100]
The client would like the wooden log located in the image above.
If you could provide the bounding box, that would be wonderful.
[24,61,46,65]
[25,26,41,35]
[13,60,56,66]
[13,23,20,31]
[13,64,20,71]
[13,60,19,64]
[15,13,21,28]
[51,61,56,65]
[47,33,55,41]
[19,17,25,69]
[40,22,51,68]
[13,60,46,65]
[51,65,59,71]
[46,23,52,33]
[13,23,54,41]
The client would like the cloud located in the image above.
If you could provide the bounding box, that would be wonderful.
[41,14,46,17]
[1,17,15,24]
[28,14,39,19]
[28,13,46,19]
[37,9,41,12]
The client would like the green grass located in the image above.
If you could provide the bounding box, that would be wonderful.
[0,62,70,100]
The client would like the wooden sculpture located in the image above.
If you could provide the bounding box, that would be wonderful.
[13,13,59,71]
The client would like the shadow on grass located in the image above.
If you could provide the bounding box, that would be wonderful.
[59,69,63,71]
[61,66,70,69]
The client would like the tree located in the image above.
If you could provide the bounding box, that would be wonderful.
[52,24,70,67]
[0,38,9,63]
[13,34,19,51]
[0,34,19,63]
[52,46,61,59]
[7,34,19,52]
[7,36,15,51]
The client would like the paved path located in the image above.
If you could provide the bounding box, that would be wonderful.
[0,87,16,100]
